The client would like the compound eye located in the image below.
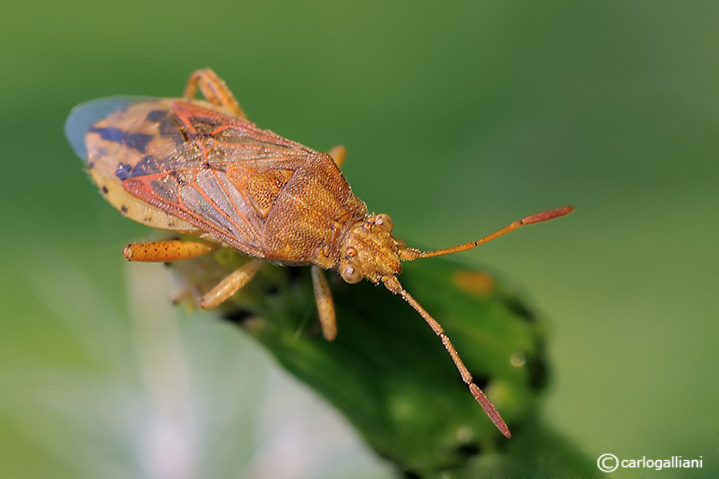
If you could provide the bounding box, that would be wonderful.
[341,265,362,284]
[375,213,393,233]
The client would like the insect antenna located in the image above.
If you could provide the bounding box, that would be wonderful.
[385,205,573,437]
[381,276,511,438]
[399,206,573,261]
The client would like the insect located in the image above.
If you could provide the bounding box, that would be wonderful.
[66,69,573,438]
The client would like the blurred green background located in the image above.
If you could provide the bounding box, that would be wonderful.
[1,1,717,478]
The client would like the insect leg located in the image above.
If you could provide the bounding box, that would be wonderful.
[382,276,511,438]
[311,266,337,341]
[183,69,248,120]
[327,145,347,169]
[123,239,218,262]
[198,259,264,309]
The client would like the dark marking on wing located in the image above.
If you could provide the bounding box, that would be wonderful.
[190,116,224,136]
[207,161,227,172]
[113,155,173,181]
[169,169,188,186]
[88,126,124,143]
[145,109,169,122]
[212,127,245,143]
[155,111,187,144]
[116,162,133,180]
[131,155,166,178]
[115,156,167,180]
[88,126,153,153]
[149,176,180,203]
[125,133,154,151]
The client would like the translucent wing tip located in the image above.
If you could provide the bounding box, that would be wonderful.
[64,96,151,163]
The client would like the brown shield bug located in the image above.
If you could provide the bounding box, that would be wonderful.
[66,69,573,437]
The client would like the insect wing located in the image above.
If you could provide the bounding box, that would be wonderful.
[65,97,154,162]
[118,100,317,257]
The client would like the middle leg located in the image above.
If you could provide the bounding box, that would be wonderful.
[198,258,264,309]
[311,266,337,341]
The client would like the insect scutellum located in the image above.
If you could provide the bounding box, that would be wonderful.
[67,68,574,440]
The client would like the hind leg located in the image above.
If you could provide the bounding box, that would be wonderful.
[183,69,247,120]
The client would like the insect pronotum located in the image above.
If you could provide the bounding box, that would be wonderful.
[66,69,573,438]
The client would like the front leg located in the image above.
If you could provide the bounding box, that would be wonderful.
[123,239,263,309]
[184,69,248,120]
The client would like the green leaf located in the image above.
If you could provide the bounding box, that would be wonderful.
[170,250,597,477]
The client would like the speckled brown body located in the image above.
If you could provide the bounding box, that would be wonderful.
[67,69,573,439]
[83,98,370,270]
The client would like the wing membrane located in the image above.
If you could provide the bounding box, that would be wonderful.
[117,99,319,257]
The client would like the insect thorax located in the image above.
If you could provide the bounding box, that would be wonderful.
[259,154,368,269]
